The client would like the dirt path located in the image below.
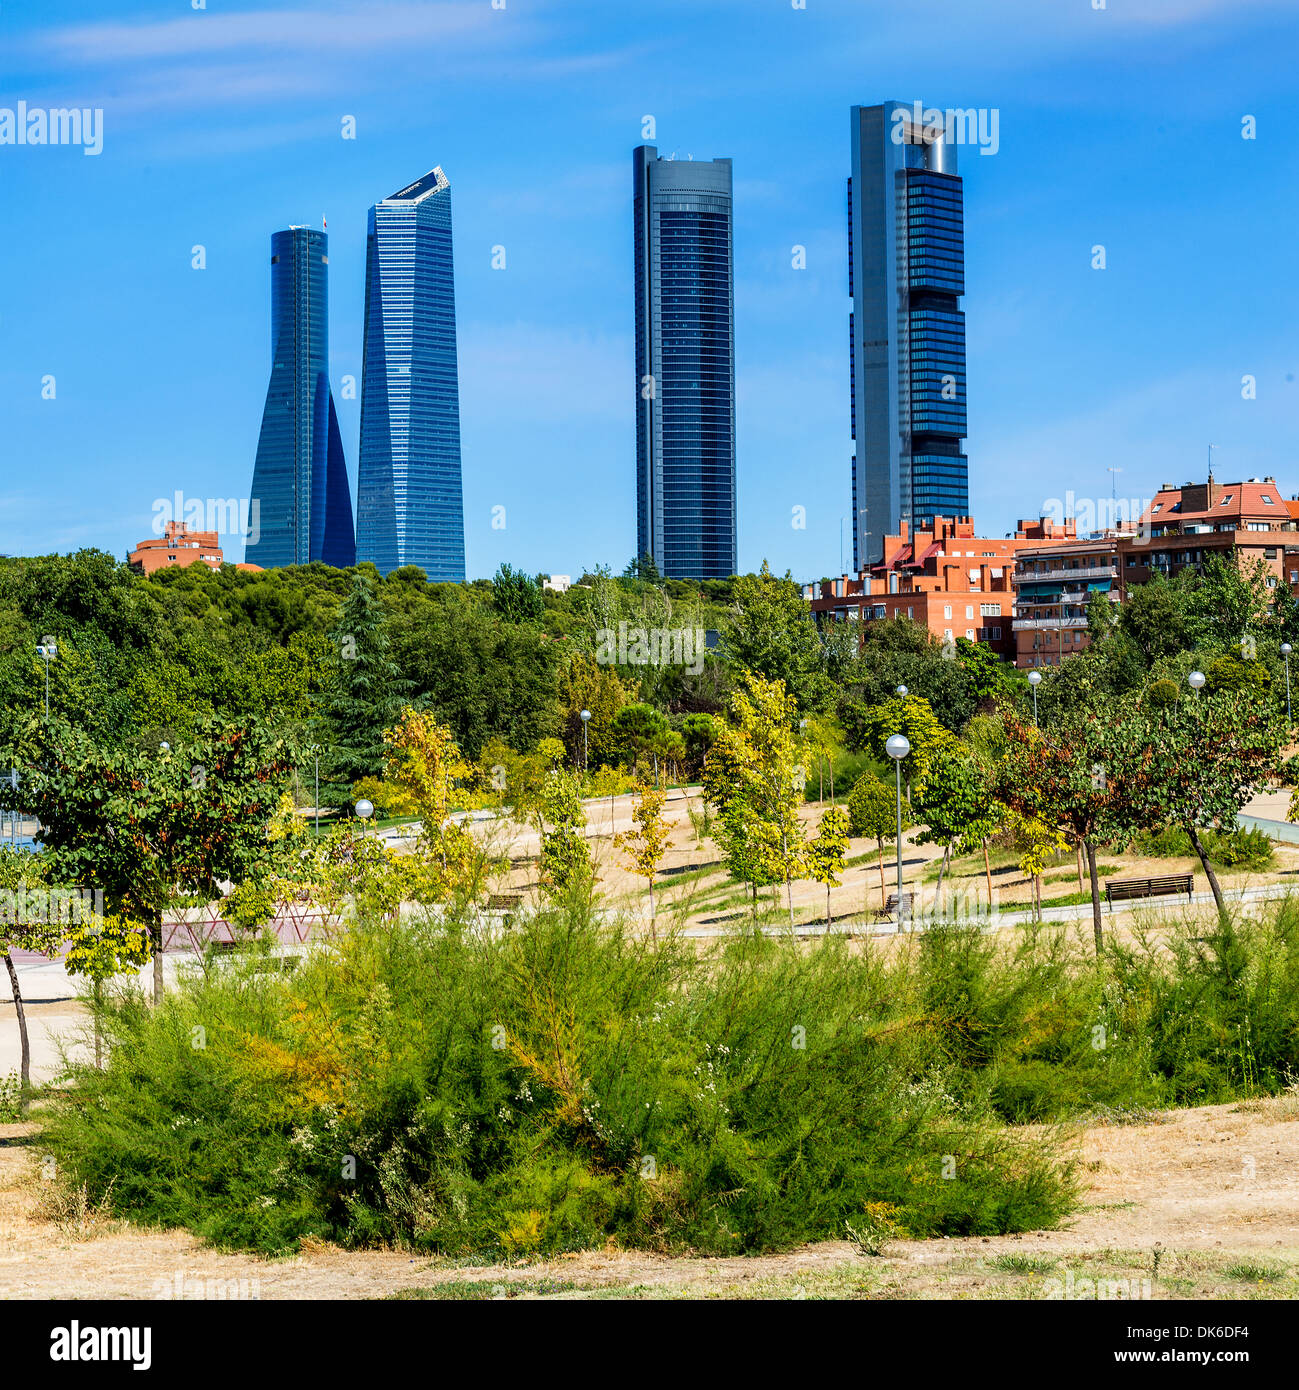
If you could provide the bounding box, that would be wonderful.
[2,1097,1296,1300]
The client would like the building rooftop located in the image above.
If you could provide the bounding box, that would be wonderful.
[385,166,450,204]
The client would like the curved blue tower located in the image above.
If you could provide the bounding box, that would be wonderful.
[247,226,356,569]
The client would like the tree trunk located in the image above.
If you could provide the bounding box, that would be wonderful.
[783,830,794,925]
[877,839,887,908]
[648,881,657,947]
[1033,874,1041,922]
[1076,840,1085,894]
[935,844,950,902]
[983,838,993,909]
[751,881,757,924]
[2,951,30,1104]
[1085,839,1103,956]
[151,910,164,1004]
[826,882,833,930]
[1187,822,1226,917]
[93,979,103,1069]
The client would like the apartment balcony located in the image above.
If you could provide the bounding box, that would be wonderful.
[1011,615,1090,631]
[1012,564,1118,585]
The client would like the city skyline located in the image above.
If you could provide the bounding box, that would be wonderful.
[3,0,1297,582]
[357,166,466,582]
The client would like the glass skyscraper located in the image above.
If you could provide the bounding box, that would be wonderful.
[356,166,465,581]
[247,226,355,569]
[633,145,736,580]
[848,102,968,571]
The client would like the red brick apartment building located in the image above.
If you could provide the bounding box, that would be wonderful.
[1011,475,1299,668]
[806,516,1077,660]
[127,520,261,576]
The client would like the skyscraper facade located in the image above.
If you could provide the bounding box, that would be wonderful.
[848,102,968,571]
[633,145,736,580]
[247,226,355,569]
[357,166,466,581]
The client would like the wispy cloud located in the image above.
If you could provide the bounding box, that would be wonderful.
[39,2,496,64]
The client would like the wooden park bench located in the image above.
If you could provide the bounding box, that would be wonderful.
[1105,873,1193,909]
[872,893,912,923]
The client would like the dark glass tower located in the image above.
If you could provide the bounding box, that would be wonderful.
[848,102,968,571]
[633,146,736,580]
[247,226,355,568]
[357,166,466,581]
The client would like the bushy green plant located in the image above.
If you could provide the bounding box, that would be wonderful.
[40,903,1078,1256]
[1129,823,1274,871]
[0,1071,23,1122]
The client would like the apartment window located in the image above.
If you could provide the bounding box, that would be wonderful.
[989,626,1002,640]
[1290,571,1298,584]
[907,606,914,619]
[1152,503,1162,513]
[965,605,974,620]
[1267,576,1278,589]
[943,604,952,620]
[1266,548,1278,559]
[944,629,953,641]
[980,603,999,616]
[1262,494,1275,504]
[966,629,975,641]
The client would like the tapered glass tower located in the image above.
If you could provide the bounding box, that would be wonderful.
[848,102,968,571]
[247,226,355,569]
[357,166,466,581]
[634,146,737,580]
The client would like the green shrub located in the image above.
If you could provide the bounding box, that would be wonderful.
[0,1071,23,1122]
[40,904,1077,1256]
[43,899,1299,1259]
[1128,824,1274,871]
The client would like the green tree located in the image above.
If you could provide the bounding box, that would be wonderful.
[844,693,954,798]
[612,703,670,775]
[614,782,671,942]
[321,572,407,802]
[0,713,296,1001]
[558,653,632,771]
[913,746,998,902]
[1120,690,1283,916]
[63,913,153,1068]
[996,711,1138,951]
[847,772,900,910]
[492,563,546,625]
[805,806,850,928]
[0,848,65,1102]
[703,671,807,922]
[721,563,830,711]
[537,768,593,896]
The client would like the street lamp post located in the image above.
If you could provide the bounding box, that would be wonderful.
[895,685,908,697]
[355,798,374,839]
[885,733,911,929]
[1028,668,1042,725]
[1283,645,1293,727]
[1188,670,1206,697]
[36,637,57,720]
[579,709,591,773]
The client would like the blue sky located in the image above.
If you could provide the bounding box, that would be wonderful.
[2,0,1297,581]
